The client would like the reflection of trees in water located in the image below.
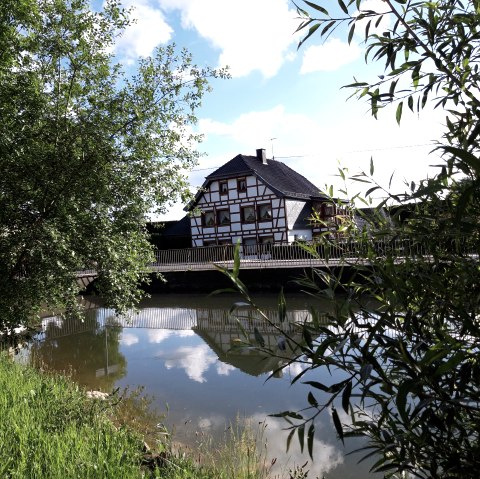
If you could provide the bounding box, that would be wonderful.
[31,298,375,383]
[31,310,126,391]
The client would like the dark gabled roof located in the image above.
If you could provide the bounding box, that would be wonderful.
[186,154,328,210]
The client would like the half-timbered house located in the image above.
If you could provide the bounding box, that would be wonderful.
[186,149,346,247]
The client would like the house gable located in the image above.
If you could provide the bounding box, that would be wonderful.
[186,149,343,247]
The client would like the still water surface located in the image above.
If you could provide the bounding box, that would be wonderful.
[26,294,379,478]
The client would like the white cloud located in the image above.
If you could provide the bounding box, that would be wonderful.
[120,332,139,346]
[161,344,217,382]
[250,414,344,477]
[148,329,195,343]
[300,38,361,74]
[160,0,299,78]
[148,329,173,343]
[199,105,320,150]
[195,103,446,205]
[114,0,173,62]
[216,362,236,376]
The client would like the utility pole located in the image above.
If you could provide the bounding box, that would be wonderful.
[270,137,277,160]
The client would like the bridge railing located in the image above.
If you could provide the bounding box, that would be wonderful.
[74,236,477,276]
[151,236,467,272]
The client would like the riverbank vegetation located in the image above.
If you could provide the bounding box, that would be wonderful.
[0,353,286,479]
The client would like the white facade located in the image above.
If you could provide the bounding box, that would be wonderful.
[190,174,297,247]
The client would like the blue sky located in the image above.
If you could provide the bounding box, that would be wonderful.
[103,0,447,219]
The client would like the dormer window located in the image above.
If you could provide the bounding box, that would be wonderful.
[237,178,247,192]
[219,180,228,195]
[258,203,272,221]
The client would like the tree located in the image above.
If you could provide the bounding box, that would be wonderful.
[0,0,227,331]
[220,2,480,477]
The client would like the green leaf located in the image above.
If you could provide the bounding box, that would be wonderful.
[408,94,414,111]
[298,23,320,49]
[270,411,304,420]
[303,1,329,14]
[232,240,241,278]
[307,424,315,459]
[365,186,380,196]
[303,325,314,349]
[331,407,344,444]
[360,363,373,381]
[304,380,330,392]
[307,391,318,407]
[433,351,466,377]
[396,380,413,424]
[321,20,336,36]
[395,101,403,125]
[254,327,265,347]
[342,381,352,413]
[338,0,349,15]
[348,22,355,44]
[442,146,480,177]
[298,424,305,452]
[286,428,295,452]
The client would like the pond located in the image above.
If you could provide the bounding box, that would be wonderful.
[22,293,380,478]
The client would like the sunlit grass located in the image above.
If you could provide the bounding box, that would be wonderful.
[0,353,147,478]
[1,353,303,479]
[189,417,277,479]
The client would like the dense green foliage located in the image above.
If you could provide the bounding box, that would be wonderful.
[219,1,480,477]
[294,2,480,476]
[0,0,226,330]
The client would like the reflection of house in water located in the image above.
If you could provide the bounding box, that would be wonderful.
[193,308,315,377]
[37,300,330,379]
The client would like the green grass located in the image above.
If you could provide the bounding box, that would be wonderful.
[0,354,286,479]
[0,353,147,478]
[193,418,274,479]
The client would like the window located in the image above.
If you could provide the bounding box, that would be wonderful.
[203,240,216,246]
[260,236,273,244]
[241,205,255,223]
[217,209,231,225]
[322,203,335,218]
[203,211,215,227]
[219,181,228,195]
[237,178,247,192]
[258,203,272,221]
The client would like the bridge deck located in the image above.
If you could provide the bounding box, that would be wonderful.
[76,239,477,276]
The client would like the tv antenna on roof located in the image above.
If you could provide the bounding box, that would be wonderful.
[270,138,277,160]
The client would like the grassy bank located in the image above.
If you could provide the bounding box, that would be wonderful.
[0,354,216,478]
[0,354,280,479]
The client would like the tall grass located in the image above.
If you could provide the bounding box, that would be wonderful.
[192,417,276,479]
[0,353,289,479]
[0,353,147,478]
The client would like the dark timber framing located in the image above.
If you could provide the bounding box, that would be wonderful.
[186,149,348,247]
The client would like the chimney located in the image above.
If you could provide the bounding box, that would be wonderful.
[256,148,267,165]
